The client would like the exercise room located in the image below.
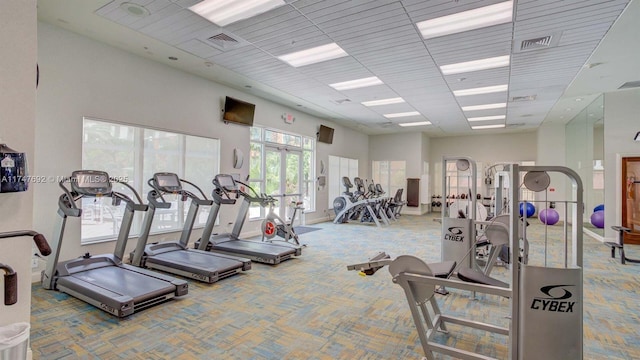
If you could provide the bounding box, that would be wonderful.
[1,0,639,359]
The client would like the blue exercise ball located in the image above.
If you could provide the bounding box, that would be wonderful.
[539,208,560,225]
[519,202,536,217]
[590,210,605,228]
[593,204,604,212]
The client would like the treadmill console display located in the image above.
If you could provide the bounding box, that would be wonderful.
[154,173,182,192]
[70,170,112,196]
[215,174,236,191]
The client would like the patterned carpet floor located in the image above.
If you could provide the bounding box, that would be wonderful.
[30,213,640,359]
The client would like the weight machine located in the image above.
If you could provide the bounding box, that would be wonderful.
[348,164,584,360]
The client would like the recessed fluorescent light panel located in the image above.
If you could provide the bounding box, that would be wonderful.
[454,84,508,97]
[330,77,383,91]
[467,115,506,122]
[361,97,405,107]
[416,1,513,39]
[384,111,421,119]
[189,0,285,27]
[462,103,507,111]
[472,124,506,130]
[440,55,510,75]
[278,43,348,67]
[399,121,432,127]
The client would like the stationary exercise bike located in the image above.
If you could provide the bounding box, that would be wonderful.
[261,195,305,246]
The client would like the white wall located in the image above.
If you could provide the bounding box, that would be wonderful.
[369,132,422,177]
[594,125,604,160]
[603,89,640,241]
[429,131,538,197]
[368,132,428,214]
[34,23,368,269]
[0,0,37,335]
[537,123,568,219]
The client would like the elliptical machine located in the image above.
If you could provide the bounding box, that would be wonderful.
[333,177,388,227]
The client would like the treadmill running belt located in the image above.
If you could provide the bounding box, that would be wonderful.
[213,240,296,256]
[149,250,242,273]
[71,267,175,301]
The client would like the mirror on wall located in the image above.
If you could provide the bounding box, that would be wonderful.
[565,95,604,237]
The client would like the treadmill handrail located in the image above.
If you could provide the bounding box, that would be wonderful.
[44,171,149,289]
[179,178,210,202]
[134,174,212,263]
[148,176,212,206]
[234,179,271,206]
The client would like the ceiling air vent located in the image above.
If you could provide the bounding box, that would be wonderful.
[521,36,553,51]
[618,80,640,89]
[514,32,561,53]
[206,31,247,51]
[510,95,537,102]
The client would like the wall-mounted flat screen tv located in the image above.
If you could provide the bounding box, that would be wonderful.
[223,96,255,126]
[317,125,334,144]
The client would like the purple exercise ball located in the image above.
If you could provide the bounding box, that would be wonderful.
[590,210,605,228]
[539,208,560,225]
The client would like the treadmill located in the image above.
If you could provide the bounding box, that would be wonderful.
[130,172,251,283]
[196,174,302,265]
[41,170,188,317]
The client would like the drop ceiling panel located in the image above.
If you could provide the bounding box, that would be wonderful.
[254,28,329,55]
[516,0,628,20]
[388,82,451,95]
[352,45,431,66]
[339,29,423,56]
[456,93,509,106]
[461,109,507,118]
[362,56,439,74]
[172,0,200,7]
[97,0,180,28]
[228,10,317,44]
[404,0,507,22]
[42,0,632,136]
[365,103,417,115]
[514,3,627,37]
[334,85,399,102]
[238,61,293,77]
[443,68,511,86]
[430,45,513,66]
[301,0,399,24]
[176,39,222,58]
[145,12,217,46]
[313,3,411,32]
[224,4,298,32]
[558,22,617,46]
[128,3,185,30]
[426,24,513,55]
[296,57,371,79]
[291,0,347,11]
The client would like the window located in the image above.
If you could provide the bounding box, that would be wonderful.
[372,160,406,197]
[82,118,219,244]
[328,155,358,208]
[249,126,315,219]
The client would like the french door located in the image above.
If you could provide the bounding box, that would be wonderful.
[265,146,302,219]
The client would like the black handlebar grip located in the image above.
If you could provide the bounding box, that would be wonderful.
[33,233,52,256]
[4,272,17,305]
